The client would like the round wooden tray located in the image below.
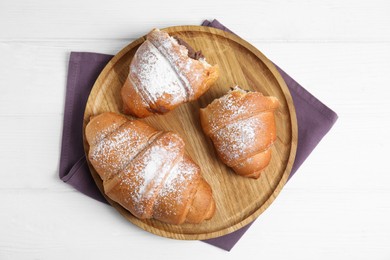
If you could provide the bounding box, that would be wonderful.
[83,25,297,240]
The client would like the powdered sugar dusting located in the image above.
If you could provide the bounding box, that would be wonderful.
[131,41,186,105]
[207,88,256,133]
[152,157,198,219]
[219,89,248,116]
[89,121,121,145]
[155,36,194,98]
[152,33,204,99]
[158,158,196,203]
[120,137,182,217]
[213,117,263,164]
[90,122,146,177]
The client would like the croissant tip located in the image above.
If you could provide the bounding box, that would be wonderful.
[236,170,263,179]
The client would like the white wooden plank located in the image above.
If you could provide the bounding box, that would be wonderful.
[0,190,195,259]
[0,115,64,189]
[0,41,389,193]
[0,41,126,117]
[0,107,389,191]
[0,0,390,257]
[0,186,389,259]
[0,0,389,41]
[1,41,389,115]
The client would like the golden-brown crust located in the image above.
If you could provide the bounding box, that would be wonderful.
[186,177,216,223]
[153,155,201,225]
[87,113,159,181]
[121,77,154,118]
[85,112,128,147]
[200,87,279,179]
[190,64,219,101]
[146,29,219,101]
[200,89,279,136]
[121,29,219,118]
[232,149,271,179]
[86,112,215,224]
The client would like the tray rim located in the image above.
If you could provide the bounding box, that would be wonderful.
[83,25,298,240]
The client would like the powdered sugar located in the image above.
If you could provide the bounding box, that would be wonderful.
[214,117,262,164]
[120,136,183,217]
[158,157,196,202]
[90,114,201,220]
[155,36,194,98]
[90,123,145,177]
[131,41,187,105]
[89,125,113,146]
[151,32,208,100]
[128,29,214,113]
[171,37,190,57]
[152,157,198,219]
[219,88,248,116]
[207,88,256,133]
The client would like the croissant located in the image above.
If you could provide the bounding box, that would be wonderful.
[121,28,219,118]
[85,112,215,225]
[200,87,279,179]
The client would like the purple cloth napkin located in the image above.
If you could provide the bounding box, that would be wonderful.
[59,19,338,251]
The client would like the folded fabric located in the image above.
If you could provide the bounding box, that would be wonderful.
[59,19,338,251]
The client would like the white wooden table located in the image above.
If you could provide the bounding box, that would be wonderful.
[1,0,389,259]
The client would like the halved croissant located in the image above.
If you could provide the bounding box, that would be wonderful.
[200,87,279,179]
[85,112,215,224]
[121,28,219,118]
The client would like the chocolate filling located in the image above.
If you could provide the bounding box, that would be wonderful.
[173,36,204,60]
[230,87,250,92]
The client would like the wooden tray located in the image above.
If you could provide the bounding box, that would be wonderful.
[83,25,297,240]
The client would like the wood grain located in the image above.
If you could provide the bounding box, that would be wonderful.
[1,0,390,256]
[83,26,297,240]
[1,0,389,41]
